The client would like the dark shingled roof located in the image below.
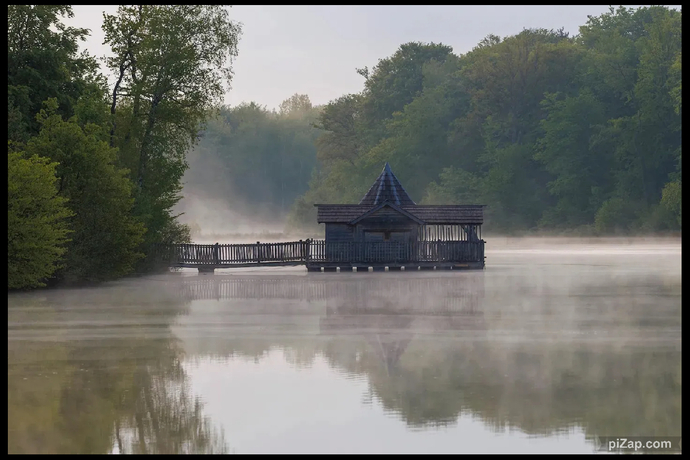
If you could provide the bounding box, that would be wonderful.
[315,205,484,224]
[359,163,416,206]
[315,163,485,224]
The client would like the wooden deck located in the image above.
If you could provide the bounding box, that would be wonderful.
[152,239,485,272]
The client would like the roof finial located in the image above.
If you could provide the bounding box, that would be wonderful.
[359,162,416,206]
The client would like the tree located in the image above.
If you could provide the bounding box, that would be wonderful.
[313,94,362,166]
[577,6,681,231]
[361,42,454,133]
[8,149,73,289]
[361,56,467,199]
[103,5,242,249]
[279,93,314,119]
[24,99,146,283]
[8,5,99,142]
[660,181,681,228]
[535,89,612,228]
[282,7,681,234]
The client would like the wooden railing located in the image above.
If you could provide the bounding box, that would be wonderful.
[153,239,485,267]
[152,240,310,266]
[308,240,485,264]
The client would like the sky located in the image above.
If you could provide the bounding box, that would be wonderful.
[63,5,680,111]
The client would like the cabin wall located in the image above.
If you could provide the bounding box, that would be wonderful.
[354,208,418,242]
[324,223,354,243]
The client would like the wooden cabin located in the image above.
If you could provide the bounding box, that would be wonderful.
[311,163,486,270]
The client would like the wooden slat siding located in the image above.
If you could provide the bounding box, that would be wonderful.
[325,224,354,242]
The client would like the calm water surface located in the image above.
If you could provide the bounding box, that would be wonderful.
[8,240,681,453]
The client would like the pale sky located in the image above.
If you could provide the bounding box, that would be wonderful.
[62,5,680,111]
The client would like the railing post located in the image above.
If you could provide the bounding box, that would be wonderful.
[213,242,219,265]
[256,241,261,263]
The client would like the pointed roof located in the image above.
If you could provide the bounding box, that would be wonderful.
[359,163,416,206]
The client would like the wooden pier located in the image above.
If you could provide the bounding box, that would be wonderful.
[155,163,487,274]
[152,239,485,273]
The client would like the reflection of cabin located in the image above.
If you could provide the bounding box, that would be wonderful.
[177,275,485,313]
[311,163,485,270]
[319,308,415,376]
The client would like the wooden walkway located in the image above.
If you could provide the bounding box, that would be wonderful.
[152,239,485,272]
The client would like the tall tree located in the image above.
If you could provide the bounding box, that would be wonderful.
[103,5,242,249]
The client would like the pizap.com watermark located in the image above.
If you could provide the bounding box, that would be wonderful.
[592,436,681,453]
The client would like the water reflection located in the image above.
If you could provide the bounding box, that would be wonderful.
[173,269,681,444]
[8,284,226,454]
[8,257,681,453]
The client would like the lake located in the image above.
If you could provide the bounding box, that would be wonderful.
[8,238,681,453]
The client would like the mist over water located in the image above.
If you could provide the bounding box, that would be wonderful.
[175,178,323,243]
[175,191,293,239]
[8,238,681,453]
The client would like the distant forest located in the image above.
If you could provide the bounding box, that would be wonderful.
[189,5,681,235]
[7,6,682,290]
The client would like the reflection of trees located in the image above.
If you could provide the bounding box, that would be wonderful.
[356,341,680,436]
[173,271,680,439]
[318,272,681,437]
[8,281,226,454]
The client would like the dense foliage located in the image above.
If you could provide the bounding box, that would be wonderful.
[23,99,146,283]
[286,6,681,234]
[8,150,73,289]
[8,5,241,289]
